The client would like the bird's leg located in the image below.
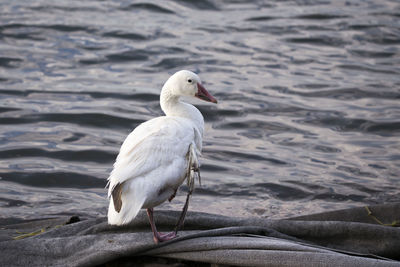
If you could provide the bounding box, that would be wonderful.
[146,208,176,244]
[173,146,200,234]
[174,188,191,234]
[174,167,198,234]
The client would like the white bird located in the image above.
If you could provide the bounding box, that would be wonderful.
[107,70,217,243]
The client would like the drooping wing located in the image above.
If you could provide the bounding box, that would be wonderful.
[107,116,196,198]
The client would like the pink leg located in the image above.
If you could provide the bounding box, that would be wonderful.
[146,208,177,244]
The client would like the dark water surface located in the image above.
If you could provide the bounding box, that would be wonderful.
[1,0,399,223]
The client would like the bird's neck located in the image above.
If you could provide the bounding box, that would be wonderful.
[160,89,204,135]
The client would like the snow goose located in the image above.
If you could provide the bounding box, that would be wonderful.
[107,70,217,243]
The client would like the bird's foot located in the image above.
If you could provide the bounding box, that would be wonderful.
[153,231,177,244]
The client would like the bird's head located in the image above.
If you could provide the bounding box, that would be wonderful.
[166,70,217,103]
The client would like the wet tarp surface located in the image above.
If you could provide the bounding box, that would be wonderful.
[1,203,399,266]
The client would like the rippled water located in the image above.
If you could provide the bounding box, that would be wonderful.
[1,0,399,223]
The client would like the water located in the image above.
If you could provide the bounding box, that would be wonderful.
[0,0,399,223]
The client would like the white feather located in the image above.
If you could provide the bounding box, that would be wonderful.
[107,70,212,225]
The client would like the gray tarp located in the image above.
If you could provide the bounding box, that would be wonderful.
[0,203,399,266]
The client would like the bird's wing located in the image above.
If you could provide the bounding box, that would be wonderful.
[107,116,196,198]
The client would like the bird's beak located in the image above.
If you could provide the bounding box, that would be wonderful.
[195,83,218,103]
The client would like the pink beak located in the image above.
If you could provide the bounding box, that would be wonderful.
[195,83,218,103]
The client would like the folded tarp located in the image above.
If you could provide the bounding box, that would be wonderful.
[1,203,399,266]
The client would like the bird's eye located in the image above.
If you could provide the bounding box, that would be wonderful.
[187,79,193,84]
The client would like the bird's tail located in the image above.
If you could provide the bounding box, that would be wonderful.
[107,178,146,225]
